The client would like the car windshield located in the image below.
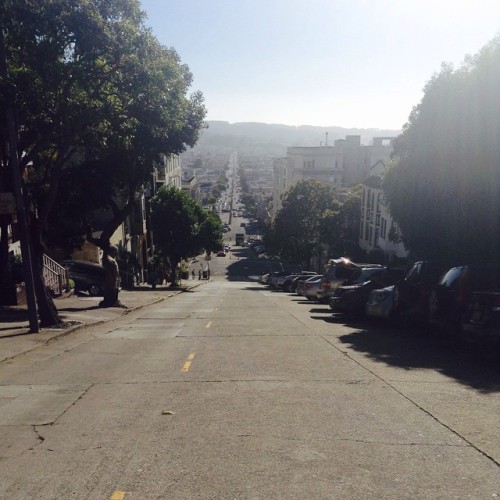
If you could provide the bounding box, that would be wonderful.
[351,268,383,284]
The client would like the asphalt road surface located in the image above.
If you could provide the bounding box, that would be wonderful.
[1,251,499,499]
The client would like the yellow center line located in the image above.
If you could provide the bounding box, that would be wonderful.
[110,492,125,500]
[206,320,212,329]
[181,352,196,372]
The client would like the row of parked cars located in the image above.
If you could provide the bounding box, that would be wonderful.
[259,258,500,347]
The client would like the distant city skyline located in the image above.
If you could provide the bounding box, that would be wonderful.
[139,0,500,129]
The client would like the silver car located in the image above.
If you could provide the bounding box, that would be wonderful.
[302,276,323,301]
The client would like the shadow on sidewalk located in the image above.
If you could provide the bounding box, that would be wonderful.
[0,307,30,324]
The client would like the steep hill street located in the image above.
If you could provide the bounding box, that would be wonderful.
[1,248,499,499]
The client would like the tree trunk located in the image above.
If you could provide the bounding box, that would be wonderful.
[31,218,61,327]
[32,253,60,327]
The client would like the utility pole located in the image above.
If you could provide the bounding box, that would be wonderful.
[0,16,39,332]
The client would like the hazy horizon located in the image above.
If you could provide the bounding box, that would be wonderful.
[139,0,500,130]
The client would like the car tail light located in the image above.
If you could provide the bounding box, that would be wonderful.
[305,283,312,289]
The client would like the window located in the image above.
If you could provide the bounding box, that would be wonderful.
[381,218,387,239]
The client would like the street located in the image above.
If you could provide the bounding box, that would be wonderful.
[1,250,499,499]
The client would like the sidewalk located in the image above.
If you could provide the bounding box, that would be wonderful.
[0,280,204,363]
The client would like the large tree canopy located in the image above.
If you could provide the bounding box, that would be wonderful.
[0,0,206,323]
[384,36,500,263]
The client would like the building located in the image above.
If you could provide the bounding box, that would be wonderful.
[359,161,408,261]
[181,170,201,202]
[153,154,182,191]
[271,135,394,219]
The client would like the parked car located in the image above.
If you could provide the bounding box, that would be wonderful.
[392,261,447,323]
[259,273,270,284]
[281,274,300,291]
[275,273,295,289]
[302,276,324,300]
[366,285,396,320]
[462,291,500,345]
[283,271,318,293]
[63,259,106,296]
[297,275,322,296]
[268,271,291,288]
[318,258,381,303]
[428,264,500,334]
[330,267,407,316]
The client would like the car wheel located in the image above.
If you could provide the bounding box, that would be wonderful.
[87,284,102,297]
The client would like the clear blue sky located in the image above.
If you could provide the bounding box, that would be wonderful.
[139,0,500,129]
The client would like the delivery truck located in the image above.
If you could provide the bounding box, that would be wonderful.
[235,233,245,245]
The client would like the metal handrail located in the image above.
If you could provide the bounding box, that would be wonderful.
[42,254,69,296]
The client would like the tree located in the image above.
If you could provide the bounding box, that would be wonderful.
[198,211,223,256]
[266,179,339,268]
[150,187,221,284]
[0,0,205,324]
[384,36,500,263]
[319,185,362,259]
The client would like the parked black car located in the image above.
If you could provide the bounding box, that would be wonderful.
[392,261,447,323]
[429,264,500,334]
[63,260,107,296]
[462,291,500,345]
[330,267,407,316]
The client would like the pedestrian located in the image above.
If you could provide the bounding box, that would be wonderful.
[99,245,121,307]
[192,269,195,280]
[198,269,201,280]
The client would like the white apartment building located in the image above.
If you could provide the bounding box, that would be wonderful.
[153,154,181,190]
[272,135,394,219]
[359,161,408,260]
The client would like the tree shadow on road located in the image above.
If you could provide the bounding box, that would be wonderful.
[316,314,500,393]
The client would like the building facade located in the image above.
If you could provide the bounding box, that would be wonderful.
[358,161,408,261]
[153,154,182,191]
[272,135,394,219]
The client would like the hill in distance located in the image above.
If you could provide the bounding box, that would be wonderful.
[195,121,402,156]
